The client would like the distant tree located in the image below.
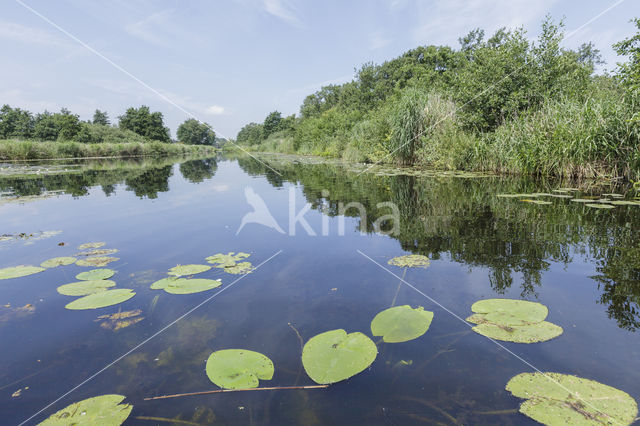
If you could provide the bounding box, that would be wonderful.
[0,105,34,139]
[55,108,81,140]
[176,118,216,145]
[614,17,640,91]
[236,122,264,145]
[34,111,59,141]
[92,109,110,126]
[118,105,170,142]
[263,111,282,138]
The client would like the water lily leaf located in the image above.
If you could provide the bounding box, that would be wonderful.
[472,321,563,343]
[521,199,552,205]
[77,249,119,257]
[471,299,548,326]
[302,329,377,384]
[205,349,274,389]
[57,280,116,296]
[496,194,531,198]
[571,198,594,203]
[167,264,211,277]
[388,255,430,268]
[371,305,434,343]
[206,252,251,268]
[150,277,178,290]
[76,257,119,267]
[0,265,45,280]
[585,203,615,209]
[38,394,132,425]
[40,257,77,268]
[77,242,106,250]
[610,200,640,206]
[76,269,115,281]
[163,278,222,294]
[506,372,638,425]
[96,309,144,331]
[65,289,135,310]
[223,262,254,275]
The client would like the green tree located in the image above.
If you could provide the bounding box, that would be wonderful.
[236,122,264,145]
[55,108,81,141]
[93,109,110,126]
[34,111,59,141]
[118,105,170,142]
[0,105,34,138]
[614,17,640,91]
[263,111,282,138]
[176,118,216,145]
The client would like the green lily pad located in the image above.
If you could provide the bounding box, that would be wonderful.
[76,269,115,281]
[611,200,640,206]
[77,257,119,267]
[168,264,211,277]
[471,299,548,326]
[521,199,552,205]
[223,262,254,274]
[206,252,250,267]
[0,265,45,280]
[40,257,77,268]
[472,321,563,343]
[370,305,434,343]
[65,289,135,310]
[585,203,615,209]
[77,242,106,250]
[388,255,430,268]
[150,277,178,290]
[57,280,116,296]
[302,329,377,384]
[38,394,132,425]
[506,372,638,425]
[571,198,594,203]
[77,249,119,257]
[163,278,222,294]
[205,349,274,389]
[496,193,531,198]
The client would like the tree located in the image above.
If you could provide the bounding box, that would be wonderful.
[176,118,216,145]
[614,17,640,91]
[236,122,264,145]
[263,111,282,138]
[118,105,170,142]
[34,111,59,141]
[93,109,110,126]
[55,108,81,140]
[0,105,34,139]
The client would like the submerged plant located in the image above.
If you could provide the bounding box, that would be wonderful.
[96,310,144,331]
[205,349,274,389]
[39,394,132,425]
[40,257,76,268]
[388,254,430,268]
[64,289,135,310]
[371,305,434,343]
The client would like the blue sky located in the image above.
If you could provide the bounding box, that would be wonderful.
[0,0,637,139]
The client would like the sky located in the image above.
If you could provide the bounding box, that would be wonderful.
[0,0,637,139]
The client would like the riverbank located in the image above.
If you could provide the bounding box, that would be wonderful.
[0,139,216,161]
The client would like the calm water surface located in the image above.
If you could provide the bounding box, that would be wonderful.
[1,154,639,425]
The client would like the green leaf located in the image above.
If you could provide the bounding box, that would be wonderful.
[585,203,615,209]
[38,394,132,425]
[76,269,115,281]
[167,264,211,277]
[57,280,116,296]
[65,289,135,310]
[506,372,638,425]
[77,249,119,257]
[371,305,434,343]
[0,265,45,280]
[302,329,377,384]
[223,261,254,275]
[76,257,119,267]
[77,242,106,250]
[163,278,222,294]
[472,321,563,343]
[205,349,274,389]
[388,255,430,268]
[471,299,548,326]
[206,252,250,268]
[40,257,77,268]
[150,277,178,290]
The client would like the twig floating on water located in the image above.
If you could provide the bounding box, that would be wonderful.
[144,385,329,401]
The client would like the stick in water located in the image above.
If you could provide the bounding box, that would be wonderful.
[144,385,328,401]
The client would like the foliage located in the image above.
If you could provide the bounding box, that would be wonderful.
[177,118,216,145]
[118,105,170,142]
[39,394,132,425]
[93,109,110,126]
[205,349,274,389]
[614,18,640,92]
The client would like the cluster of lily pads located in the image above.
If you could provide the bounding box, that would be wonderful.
[57,268,135,310]
[497,188,640,209]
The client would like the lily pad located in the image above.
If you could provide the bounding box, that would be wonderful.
[76,269,115,281]
[471,299,548,326]
[206,252,250,268]
[168,264,211,277]
[65,289,135,310]
[388,254,430,268]
[571,198,594,203]
[77,249,119,257]
[585,203,615,209]
[76,257,119,267]
[521,199,552,205]
[39,394,132,425]
[205,349,274,389]
[163,278,222,294]
[223,262,255,275]
[611,200,640,206]
[371,305,434,343]
[77,242,106,250]
[506,372,638,425]
[302,329,377,384]
[150,277,178,290]
[40,257,77,268]
[0,265,45,280]
[472,321,563,343]
[57,280,116,296]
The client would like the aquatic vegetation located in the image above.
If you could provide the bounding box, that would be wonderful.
[571,198,594,203]
[206,252,250,268]
[388,254,430,268]
[302,329,377,384]
[167,264,211,277]
[163,278,222,294]
[65,289,135,310]
[467,298,563,343]
[76,249,119,257]
[96,310,144,331]
[77,242,106,250]
[57,280,116,296]
[520,199,552,205]
[506,372,638,425]
[585,203,615,209]
[223,261,254,275]
[0,230,62,245]
[205,349,274,389]
[0,303,35,323]
[370,305,434,343]
[150,277,178,290]
[38,394,132,425]
[610,200,640,206]
[40,257,77,268]
[0,265,45,280]
[76,257,119,267]
[76,269,115,280]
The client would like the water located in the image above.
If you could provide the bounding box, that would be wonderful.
[1,154,639,425]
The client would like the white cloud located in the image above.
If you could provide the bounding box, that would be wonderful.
[206,105,225,115]
[369,32,392,50]
[263,0,302,27]
[0,22,70,48]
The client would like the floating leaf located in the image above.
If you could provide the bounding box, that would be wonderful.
[40,257,77,268]
[571,198,594,203]
[57,280,116,296]
[388,255,430,268]
[168,264,211,277]
[77,249,119,257]
[38,394,132,425]
[223,261,254,275]
[76,269,115,281]
[77,242,106,250]
[163,278,222,294]
[65,289,135,310]
[150,277,178,290]
[205,349,274,389]
[470,299,548,326]
[611,200,640,206]
[521,199,552,205]
[76,257,119,267]
[206,252,250,268]
[302,329,377,384]
[96,310,144,331]
[472,321,563,343]
[0,265,45,280]
[496,193,531,198]
[371,305,434,343]
[506,372,638,425]
[585,203,615,209]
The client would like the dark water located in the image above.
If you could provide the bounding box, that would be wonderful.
[1,154,639,425]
